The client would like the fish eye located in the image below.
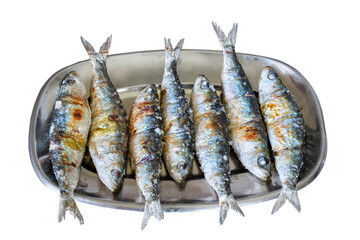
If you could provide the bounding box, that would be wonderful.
[291,165,299,173]
[200,80,209,89]
[268,73,277,80]
[65,78,76,85]
[145,86,155,93]
[258,156,270,168]
[111,169,121,179]
[177,162,187,170]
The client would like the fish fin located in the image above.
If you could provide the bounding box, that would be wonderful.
[164,38,184,63]
[80,36,95,55]
[219,194,244,225]
[99,35,112,59]
[271,185,301,214]
[211,22,238,50]
[228,23,238,47]
[58,193,84,225]
[80,35,112,61]
[141,199,164,230]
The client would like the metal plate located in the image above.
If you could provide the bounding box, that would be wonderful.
[28,50,327,212]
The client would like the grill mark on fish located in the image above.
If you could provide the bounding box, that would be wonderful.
[108,113,119,121]
[273,146,302,156]
[228,118,262,128]
[260,89,287,101]
[60,95,88,107]
[235,125,259,141]
[194,110,222,121]
[132,155,156,167]
[72,109,83,120]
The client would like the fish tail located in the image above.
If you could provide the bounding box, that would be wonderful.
[141,199,164,230]
[80,35,112,60]
[219,194,244,225]
[164,38,184,63]
[58,193,84,225]
[211,22,238,50]
[271,185,301,214]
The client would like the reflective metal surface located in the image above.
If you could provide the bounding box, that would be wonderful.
[29,50,327,212]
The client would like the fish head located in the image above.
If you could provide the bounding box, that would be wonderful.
[191,75,218,111]
[192,74,217,100]
[98,163,124,192]
[60,71,87,98]
[169,158,192,184]
[258,66,285,100]
[237,140,272,181]
[246,153,272,181]
[135,84,159,104]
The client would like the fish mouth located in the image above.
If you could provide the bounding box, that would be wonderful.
[246,165,272,182]
[260,66,271,79]
[68,71,79,79]
[144,84,157,93]
[99,168,124,192]
[63,71,80,85]
[169,163,191,184]
[170,172,189,184]
[195,74,207,83]
[261,66,278,80]
[262,66,272,72]
[194,75,209,90]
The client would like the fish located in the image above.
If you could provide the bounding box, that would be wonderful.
[81,35,128,192]
[49,71,91,224]
[258,66,305,214]
[128,84,164,230]
[191,75,244,224]
[160,38,195,188]
[212,22,272,181]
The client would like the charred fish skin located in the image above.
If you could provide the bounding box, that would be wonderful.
[81,36,128,192]
[129,84,163,230]
[191,75,244,224]
[212,22,271,181]
[258,66,305,214]
[49,71,91,224]
[161,38,194,186]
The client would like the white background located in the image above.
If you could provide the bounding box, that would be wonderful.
[1,0,359,239]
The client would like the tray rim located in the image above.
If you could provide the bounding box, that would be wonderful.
[28,49,327,212]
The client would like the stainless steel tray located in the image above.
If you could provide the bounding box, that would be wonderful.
[29,50,327,212]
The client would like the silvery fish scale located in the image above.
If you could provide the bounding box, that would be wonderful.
[29,50,327,212]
